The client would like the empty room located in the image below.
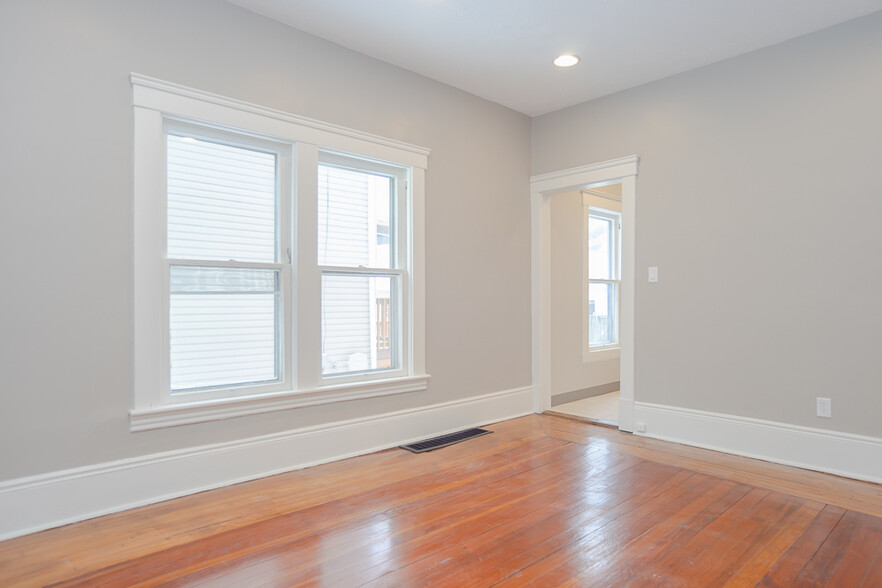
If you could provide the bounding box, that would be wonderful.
[1,0,881,585]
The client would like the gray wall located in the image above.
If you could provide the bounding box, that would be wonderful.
[534,12,882,437]
[0,0,532,480]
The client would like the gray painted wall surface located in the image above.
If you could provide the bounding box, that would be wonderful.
[533,12,882,437]
[3,0,881,484]
[0,0,532,480]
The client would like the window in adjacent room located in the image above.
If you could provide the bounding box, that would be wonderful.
[585,206,621,351]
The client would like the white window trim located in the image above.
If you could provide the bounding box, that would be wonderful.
[582,201,622,363]
[131,74,429,431]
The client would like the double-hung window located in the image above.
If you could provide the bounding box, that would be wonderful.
[585,206,621,352]
[318,153,408,379]
[165,125,292,400]
[132,74,428,431]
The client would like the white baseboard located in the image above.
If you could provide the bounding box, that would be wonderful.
[633,401,882,484]
[0,386,533,541]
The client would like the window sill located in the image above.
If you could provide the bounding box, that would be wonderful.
[129,374,431,432]
[582,346,620,364]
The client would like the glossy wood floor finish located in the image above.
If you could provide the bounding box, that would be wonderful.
[3,415,882,586]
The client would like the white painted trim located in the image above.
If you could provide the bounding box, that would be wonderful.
[410,167,427,377]
[530,156,638,194]
[0,386,533,541]
[530,156,639,432]
[131,74,429,167]
[633,401,882,484]
[130,374,431,431]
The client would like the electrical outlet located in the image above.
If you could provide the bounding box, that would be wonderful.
[816,397,832,418]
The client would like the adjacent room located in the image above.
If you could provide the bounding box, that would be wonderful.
[2,0,881,584]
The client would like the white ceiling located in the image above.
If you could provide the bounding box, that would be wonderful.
[226,0,882,117]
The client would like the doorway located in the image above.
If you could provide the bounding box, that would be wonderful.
[530,156,638,432]
[546,183,623,426]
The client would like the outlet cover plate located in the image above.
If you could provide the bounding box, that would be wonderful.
[816,397,832,418]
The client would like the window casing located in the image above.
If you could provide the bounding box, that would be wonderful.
[132,74,428,430]
[583,205,621,356]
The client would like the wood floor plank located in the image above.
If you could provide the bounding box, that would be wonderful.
[756,503,846,587]
[4,417,549,586]
[380,463,693,587]
[721,501,824,587]
[855,539,882,587]
[323,446,637,586]
[794,509,882,586]
[2,424,555,586]
[165,441,620,586]
[494,470,740,587]
[49,436,581,587]
[551,485,775,587]
[1,414,881,587]
[348,452,661,586]
[662,491,819,586]
[302,449,642,587]
[543,414,882,518]
[825,513,882,586]
[575,478,771,587]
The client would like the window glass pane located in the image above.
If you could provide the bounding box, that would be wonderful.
[170,265,280,391]
[318,164,392,268]
[588,281,616,347]
[322,274,397,375]
[588,215,612,280]
[167,134,277,263]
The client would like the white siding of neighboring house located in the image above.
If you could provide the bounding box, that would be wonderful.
[318,165,387,374]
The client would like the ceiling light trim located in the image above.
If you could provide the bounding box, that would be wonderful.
[553,54,580,68]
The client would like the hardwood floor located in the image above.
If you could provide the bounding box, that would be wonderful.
[2,415,882,586]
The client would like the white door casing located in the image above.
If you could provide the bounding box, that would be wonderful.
[530,156,639,432]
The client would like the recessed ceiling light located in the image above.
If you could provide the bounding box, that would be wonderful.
[553,54,580,68]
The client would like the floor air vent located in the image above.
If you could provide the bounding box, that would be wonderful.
[400,428,492,453]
